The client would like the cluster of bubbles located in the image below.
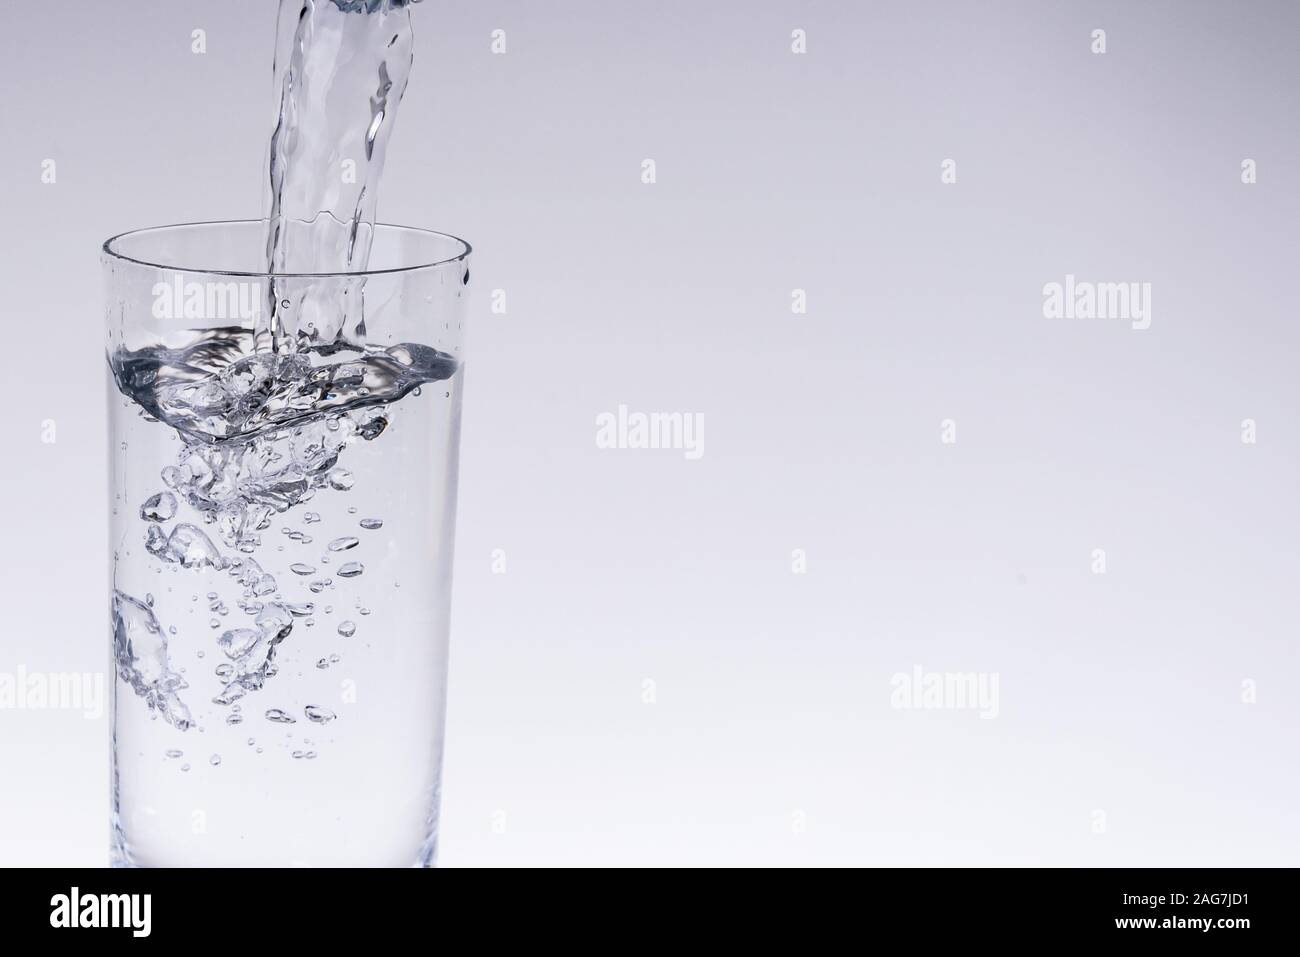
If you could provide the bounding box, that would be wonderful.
[107,338,444,743]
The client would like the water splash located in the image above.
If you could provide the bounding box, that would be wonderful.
[112,590,192,730]
[110,0,439,738]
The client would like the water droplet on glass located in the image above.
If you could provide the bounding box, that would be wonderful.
[328,536,359,552]
[290,563,316,576]
[210,754,222,766]
[305,705,336,724]
[162,524,225,570]
[328,469,354,491]
[337,620,356,637]
[139,492,177,522]
[145,524,168,557]
[357,415,387,441]
[218,628,262,660]
[337,562,364,579]
[359,518,383,530]
[265,708,296,724]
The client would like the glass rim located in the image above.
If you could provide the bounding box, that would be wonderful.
[101,219,472,279]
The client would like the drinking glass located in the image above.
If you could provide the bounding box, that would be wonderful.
[103,220,470,866]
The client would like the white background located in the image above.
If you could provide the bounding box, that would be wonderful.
[0,0,1297,866]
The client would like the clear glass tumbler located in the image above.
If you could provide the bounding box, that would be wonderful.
[103,220,470,866]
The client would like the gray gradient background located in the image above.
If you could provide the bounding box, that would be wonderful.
[1,0,1297,866]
